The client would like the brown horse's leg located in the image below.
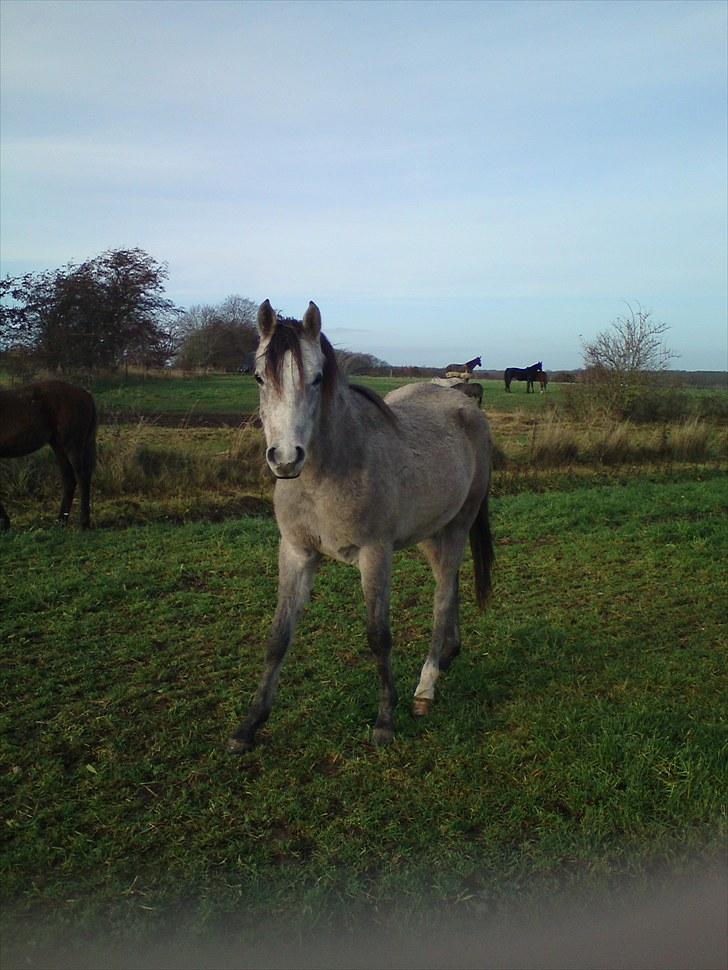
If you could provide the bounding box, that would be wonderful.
[0,500,10,531]
[68,446,93,529]
[76,404,97,529]
[77,473,91,529]
[62,434,95,529]
[52,446,76,526]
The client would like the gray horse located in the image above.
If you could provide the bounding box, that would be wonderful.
[229,301,494,752]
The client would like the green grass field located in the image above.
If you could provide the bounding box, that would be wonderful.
[88,372,570,418]
[4,367,724,426]
[1,370,727,962]
[2,472,727,960]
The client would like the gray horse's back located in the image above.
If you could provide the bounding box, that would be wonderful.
[382,382,491,543]
[384,381,489,449]
[275,381,491,558]
[385,381,486,430]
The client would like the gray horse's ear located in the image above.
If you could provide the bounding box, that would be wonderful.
[257,299,277,338]
[302,301,321,339]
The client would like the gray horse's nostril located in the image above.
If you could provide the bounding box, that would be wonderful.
[267,446,305,471]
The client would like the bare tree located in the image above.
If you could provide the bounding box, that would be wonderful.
[175,295,258,371]
[335,349,390,376]
[581,304,678,416]
[583,303,676,374]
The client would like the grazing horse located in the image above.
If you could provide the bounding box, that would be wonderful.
[229,301,494,753]
[455,381,484,407]
[0,381,97,530]
[504,361,542,393]
[430,377,483,406]
[536,370,548,393]
[445,355,481,381]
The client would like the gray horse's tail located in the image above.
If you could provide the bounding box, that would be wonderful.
[469,492,494,611]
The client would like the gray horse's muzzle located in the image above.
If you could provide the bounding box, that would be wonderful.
[266,446,305,478]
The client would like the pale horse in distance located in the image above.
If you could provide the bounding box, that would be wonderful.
[229,300,494,752]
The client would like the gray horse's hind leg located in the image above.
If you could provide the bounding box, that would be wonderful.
[359,544,398,746]
[414,528,468,715]
[437,571,461,672]
[229,540,320,753]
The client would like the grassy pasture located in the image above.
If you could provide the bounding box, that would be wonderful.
[85,370,728,421]
[1,475,727,958]
[87,372,573,419]
[1,371,727,961]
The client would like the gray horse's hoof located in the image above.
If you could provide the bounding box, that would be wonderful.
[372,726,394,746]
[412,697,432,717]
[228,736,254,754]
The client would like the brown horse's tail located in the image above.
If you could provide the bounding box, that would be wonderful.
[469,491,494,611]
[83,394,98,476]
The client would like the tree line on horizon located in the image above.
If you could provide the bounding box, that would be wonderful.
[2,247,719,395]
[0,247,392,378]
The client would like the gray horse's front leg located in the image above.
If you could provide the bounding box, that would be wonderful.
[359,544,398,746]
[229,539,320,753]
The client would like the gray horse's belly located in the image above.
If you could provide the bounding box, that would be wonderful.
[393,472,473,548]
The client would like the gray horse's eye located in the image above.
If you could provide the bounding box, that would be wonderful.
[312,374,323,387]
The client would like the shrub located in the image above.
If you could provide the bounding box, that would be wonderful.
[562,382,695,424]
[695,392,728,422]
[624,387,691,423]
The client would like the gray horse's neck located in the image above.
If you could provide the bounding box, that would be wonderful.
[305,379,372,479]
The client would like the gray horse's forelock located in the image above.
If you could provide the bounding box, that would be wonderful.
[262,320,305,390]
[262,320,339,407]
[261,319,397,424]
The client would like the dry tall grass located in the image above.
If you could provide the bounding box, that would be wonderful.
[0,420,270,506]
[519,413,719,469]
[1,413,723,524]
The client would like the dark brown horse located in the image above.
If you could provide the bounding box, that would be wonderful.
[0,381,97,530]
[504,361,542,393]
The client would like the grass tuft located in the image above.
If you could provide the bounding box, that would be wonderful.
[666,417,713,462]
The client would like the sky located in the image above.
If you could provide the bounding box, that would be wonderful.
[1,0,726,370]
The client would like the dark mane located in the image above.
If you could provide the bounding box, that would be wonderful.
[350,383,397,424]
[261,319,337,407]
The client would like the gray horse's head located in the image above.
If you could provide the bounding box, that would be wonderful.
[254,300,335,479]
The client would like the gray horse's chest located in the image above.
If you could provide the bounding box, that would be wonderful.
[274,481,368,564]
